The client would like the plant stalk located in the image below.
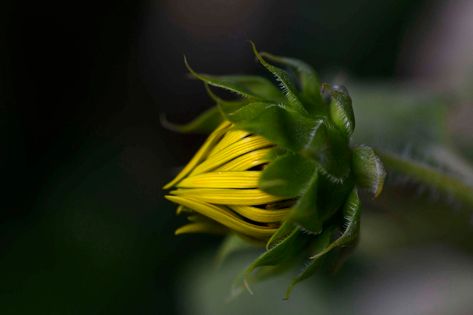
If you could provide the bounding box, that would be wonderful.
[377,151,473,208]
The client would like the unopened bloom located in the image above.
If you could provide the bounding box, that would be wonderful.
[163,43,386,297]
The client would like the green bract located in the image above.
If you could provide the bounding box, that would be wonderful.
[164,43,386,298]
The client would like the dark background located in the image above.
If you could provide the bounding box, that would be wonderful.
[2,0,472,314]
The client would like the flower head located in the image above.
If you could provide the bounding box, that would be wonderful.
[163,43,386,297]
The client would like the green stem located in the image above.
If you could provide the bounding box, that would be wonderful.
[377,151,473,208]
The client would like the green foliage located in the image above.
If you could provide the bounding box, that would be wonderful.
[250,42,307,113]
[323,84,355,137]
[260,51,322,114]
[161,106,223,134]
[245,228,306,274]
[303,123,352,182]
[310,188,361,260]
[287,172,322,233]
[285,226,334,299]
[185,56,284,101]
[266,220,296,250]
[352,145,386,197]
[259,152,316,198]
[223,101,323,152]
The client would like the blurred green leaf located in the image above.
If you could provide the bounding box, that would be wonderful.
[216,234,259,267]
[351,84,448,153]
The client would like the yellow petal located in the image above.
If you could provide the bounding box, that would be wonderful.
[216,148,271,171]
[169,188,285,205]
[175,222,227,235]
[190,135,272,175]
[176,205,191,215]
[163,121,231,189]
[176,171,261,189]
[208,128,250,157]
[230,205,289,223]
[166,195,277,239]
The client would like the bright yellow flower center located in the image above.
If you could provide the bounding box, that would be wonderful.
[164,121,291,241]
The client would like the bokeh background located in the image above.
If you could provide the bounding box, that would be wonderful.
[2,0,473,314]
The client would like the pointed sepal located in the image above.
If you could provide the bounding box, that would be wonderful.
[160,106,223,134]
[352,145,386,197]
[322,84,355,137]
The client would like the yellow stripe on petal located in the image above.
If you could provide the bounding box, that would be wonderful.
[170,188,286,205]
[175,222,228,235]
[176,171,261,189]
[230,206,290,223]
[216,148,271,171]
[208,129,250,157]
[190,136,273,175]
[163,121,231,189]
[166,195,277,239]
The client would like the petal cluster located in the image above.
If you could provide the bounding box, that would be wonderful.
[164,121,292,241]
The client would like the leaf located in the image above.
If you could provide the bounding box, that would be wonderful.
[208,75,283,102]
[259,152,317,198]
[304,123,352,182]
[230,225,307,296]
[310,188,361,260]
[260,52,323,114]
[185,57,283,101]
[250,42,307,114]
[285,226,334,299]
[316,173,354,222]
[204,84,250,115]
[245,227,306,275]
[288,171,322,234]
[160,106,223,134]
[352,145,386,197]
[223,101,323,152]
[265,220,296,250]
[322,84,355,137]
[263,146,289,162]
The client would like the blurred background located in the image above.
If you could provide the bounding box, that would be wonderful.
[1,0,473,314]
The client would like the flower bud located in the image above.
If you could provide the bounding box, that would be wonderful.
[163,43,386,297]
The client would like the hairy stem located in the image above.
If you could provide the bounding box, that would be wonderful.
[377,151,473,208]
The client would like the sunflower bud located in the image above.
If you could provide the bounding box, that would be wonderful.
[163,43,386,297]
